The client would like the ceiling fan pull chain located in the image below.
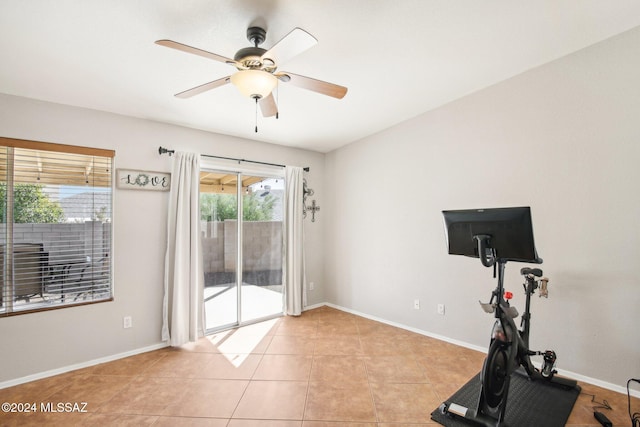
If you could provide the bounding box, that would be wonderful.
[254,97,259,133]
[276,83,280,120]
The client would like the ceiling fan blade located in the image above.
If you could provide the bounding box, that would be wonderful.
[175,77,231,98]
[261,28,317,66]
[259,93,278,117]
[155,39,236,65]
[277,72,348,99]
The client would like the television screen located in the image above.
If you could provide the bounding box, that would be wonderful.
[442,206,541,263]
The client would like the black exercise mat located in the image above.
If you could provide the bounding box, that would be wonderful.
[431,370,581,427]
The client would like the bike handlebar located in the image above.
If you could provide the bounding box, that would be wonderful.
[474,235,496,268]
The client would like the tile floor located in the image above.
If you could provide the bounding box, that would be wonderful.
[1,306,637,426]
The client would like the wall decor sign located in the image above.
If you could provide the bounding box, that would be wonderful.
[116,169,171,191]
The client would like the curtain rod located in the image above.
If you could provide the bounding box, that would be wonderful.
[158,146,309,172]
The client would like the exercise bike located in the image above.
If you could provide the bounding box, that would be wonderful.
[439,233,577,427]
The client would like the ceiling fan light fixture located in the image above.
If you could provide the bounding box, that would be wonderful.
[230,70,277,99]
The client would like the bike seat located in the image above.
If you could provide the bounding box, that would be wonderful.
[520,267,543,277]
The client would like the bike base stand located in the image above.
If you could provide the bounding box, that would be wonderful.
[432,368,581,427]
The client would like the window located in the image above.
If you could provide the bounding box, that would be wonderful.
[0,137,114,316]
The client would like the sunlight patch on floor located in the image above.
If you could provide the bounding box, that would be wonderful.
[216,318,279,367]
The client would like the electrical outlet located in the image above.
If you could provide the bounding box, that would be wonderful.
[309,282,315,291]
[414,299,420,309]
[123,316,132,329]
[437,304,445,315]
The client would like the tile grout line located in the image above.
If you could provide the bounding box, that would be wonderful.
[301,318,319,423]
[227,347,267,422]
[361,332,382,425]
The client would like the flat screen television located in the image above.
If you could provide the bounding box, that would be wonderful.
[442,206,541,264]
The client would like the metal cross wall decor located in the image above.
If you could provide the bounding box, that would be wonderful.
[303,178,319,222]
[308,200,320,222]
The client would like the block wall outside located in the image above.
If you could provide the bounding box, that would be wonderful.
[201,220,282,274]
[2,220,274,275]
[0,222,110,262]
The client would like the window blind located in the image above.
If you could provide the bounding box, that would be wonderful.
[0,138,114,315]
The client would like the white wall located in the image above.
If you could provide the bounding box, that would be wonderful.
[0,94,326,384]
[324,27,640,389]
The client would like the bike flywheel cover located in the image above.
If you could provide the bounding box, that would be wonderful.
[482,340,510,409]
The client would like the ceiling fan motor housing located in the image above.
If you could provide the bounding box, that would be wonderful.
[234,27,276,71]
[234,47,267,65]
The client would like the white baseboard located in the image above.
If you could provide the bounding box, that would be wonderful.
[0,342,168,390]
[303,302,326,312]
[323,302,640,399]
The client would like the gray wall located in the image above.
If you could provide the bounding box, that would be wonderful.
[324,27,640,390]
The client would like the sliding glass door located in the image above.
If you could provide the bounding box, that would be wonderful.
[200,168,284,332]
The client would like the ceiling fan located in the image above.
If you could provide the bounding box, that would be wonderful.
[155,26,348,118]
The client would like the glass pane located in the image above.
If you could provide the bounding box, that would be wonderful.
[201,173,238,330]
[241,176,284,323]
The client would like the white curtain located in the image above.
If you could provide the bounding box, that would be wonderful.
[162,152,204,346]
[284,166,306,315]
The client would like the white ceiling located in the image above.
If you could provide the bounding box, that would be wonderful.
[2,1,640,153]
